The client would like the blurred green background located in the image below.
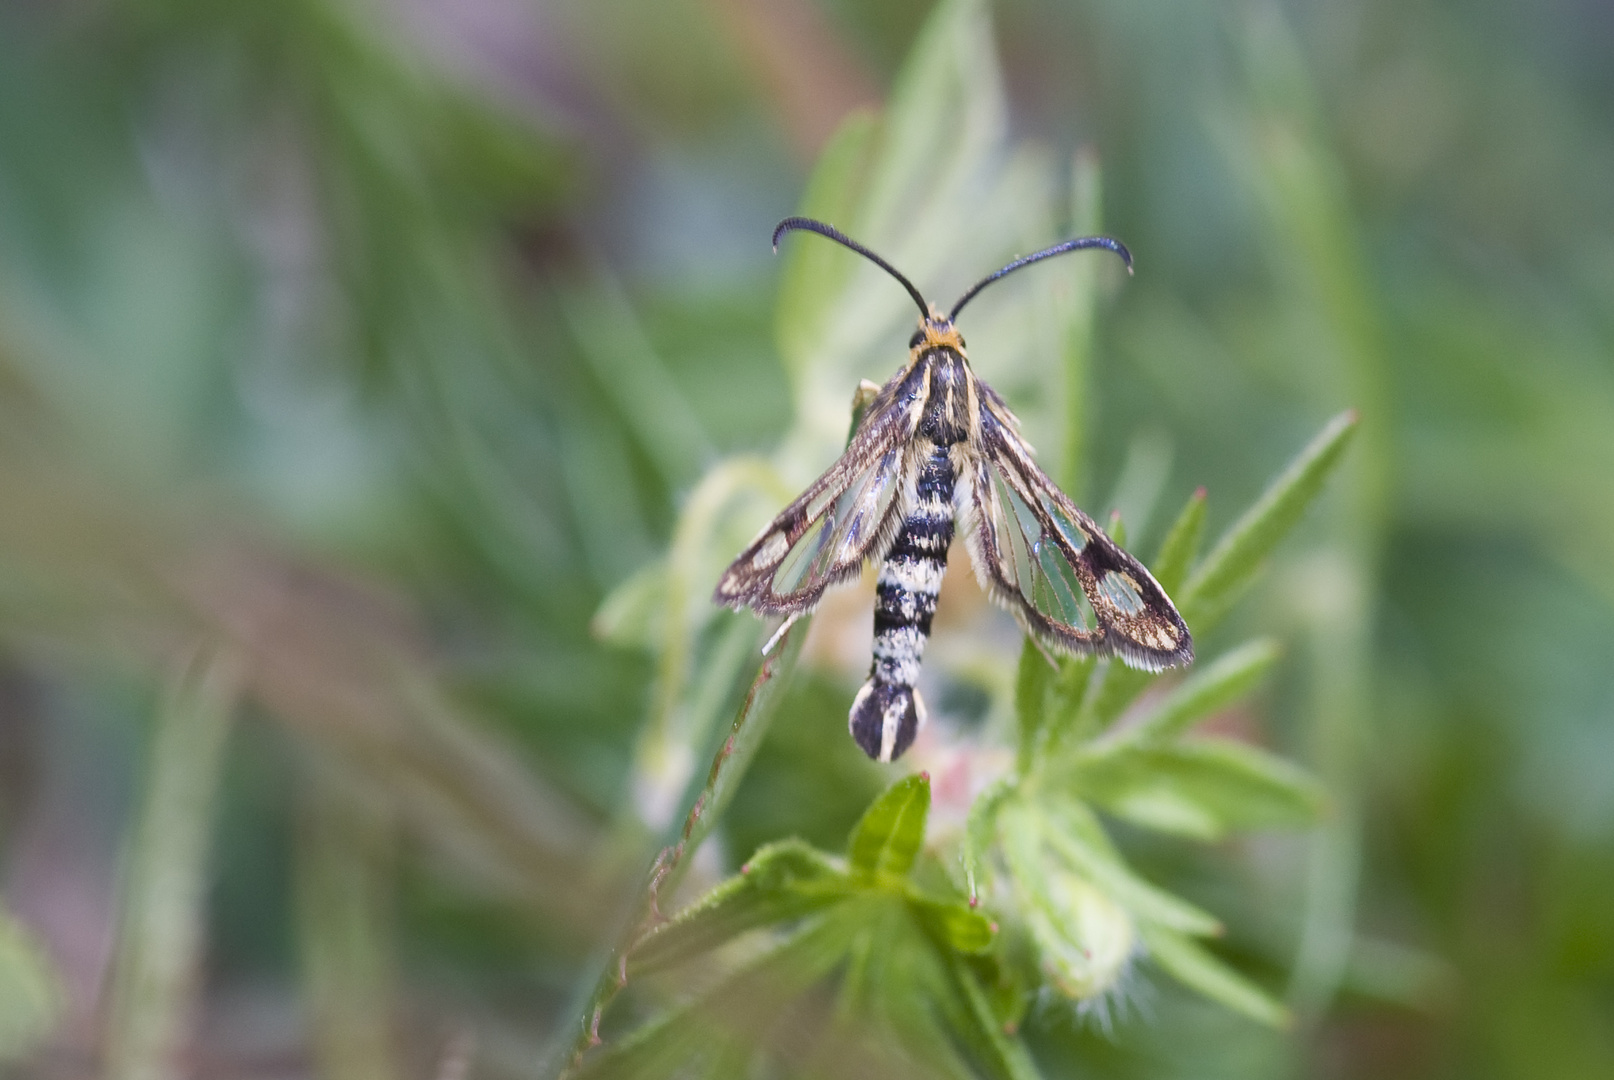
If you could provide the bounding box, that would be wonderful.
[0,0,1611,1077]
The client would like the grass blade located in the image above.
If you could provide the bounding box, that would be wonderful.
[1103,638,1281,749]
[296,779,402,1080]
[1143,926,1291,1028]
[1181,410,1358,628]
[104,646,241,1080]
[1150,486,1207,597]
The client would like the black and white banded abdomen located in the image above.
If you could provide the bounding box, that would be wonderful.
[850,445,955,762]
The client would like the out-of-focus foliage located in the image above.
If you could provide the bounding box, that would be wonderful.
[577,402,1353,1076]
[0,0,1611,1077]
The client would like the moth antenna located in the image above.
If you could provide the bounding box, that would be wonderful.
[948,236,1133,321]
[773,217,930,320]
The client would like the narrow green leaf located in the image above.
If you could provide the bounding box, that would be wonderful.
[1105,638,1282,748]
[908,894,996,955]
[1151,486,1207,597]
[1339,935,1456,1011]
[1039,653,1101,755]
[671,620,810,888]
[1085,662,1156,733]
[0,910,62,1061]
[994,801,1048,902]
[295,780,402,1080]
[849,773,931,883]
[105,647,240,1080]
[559,618,810,1072]
[577,915,859,1080]
[1014,638,1054,773]
[873,955,984,1080]
[962,778,1014,905]
[776,110,879,371]
[950,957,1044,1080]
[1043,801,1223,937]
[1181,410,1358,627]
[1071,739,1327,839]
[630,840,850,974]
[590,561,666,650]
[833,901,977,1080]
[1106,509,1127,547]
[1057,147,1104,493]
[1142,927,1291,1028]
[557,276,714,486]
[855,0,1004,244]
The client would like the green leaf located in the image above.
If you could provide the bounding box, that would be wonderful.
[835,900,981,1080]
[1071,738,1327,839]
[1142,926,1291,1028]
[1106,638,1282,748]
[776,110,879,371]
[1014,638,1054,772]
[630,840,850,974]
[908,894,996,955]
[105,648,239,1080]
[1037,653,1102,753]
[849,773,931,884]
[591,560,666,650]
[1106,510,1127,546]
[1043,800,1224,937]
[854,0,1005,249]
[962,778,1014,904]
[0,910,62,1061]
[1151,485,1207,597]
[578,914,859,1080]
[949,957,1044,1080]
[1084,662,1157,736]
[1082,786,1222,840]
[1181,410,1358,627]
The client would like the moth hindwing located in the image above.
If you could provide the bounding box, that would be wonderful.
[714,217,1192,762]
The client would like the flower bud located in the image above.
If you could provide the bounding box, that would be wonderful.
[1027,869,1136,1000]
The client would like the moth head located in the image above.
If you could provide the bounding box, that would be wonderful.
[910,309,964,352]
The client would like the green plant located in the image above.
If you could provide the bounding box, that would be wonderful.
[569,394,1353,1077]
[562,3,1364,1074]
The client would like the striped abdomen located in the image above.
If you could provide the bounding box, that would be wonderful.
[850,445,955,762]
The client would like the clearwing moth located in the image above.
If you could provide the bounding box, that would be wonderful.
[715,218,1193,763]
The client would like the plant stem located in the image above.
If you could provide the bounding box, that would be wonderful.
[553,617,809,1078]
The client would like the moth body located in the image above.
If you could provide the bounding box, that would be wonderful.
[855,436,954,760]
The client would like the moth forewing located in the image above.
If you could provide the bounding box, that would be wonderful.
[713,363,919,615]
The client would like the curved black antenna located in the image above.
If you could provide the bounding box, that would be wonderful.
[773,217,930,319]
[948,236,1132,321]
